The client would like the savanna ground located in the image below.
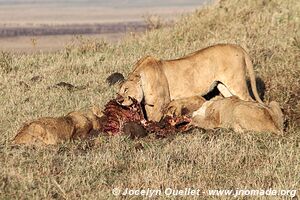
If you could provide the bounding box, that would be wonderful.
[0,0,299,199]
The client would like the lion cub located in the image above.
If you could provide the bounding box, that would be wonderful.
[164,96,206,117]
[13,108,103,145]
[192,96,284,134]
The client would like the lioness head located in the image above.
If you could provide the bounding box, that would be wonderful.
[117,79,143,106]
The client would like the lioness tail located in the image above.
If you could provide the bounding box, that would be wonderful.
[244,51,264,104]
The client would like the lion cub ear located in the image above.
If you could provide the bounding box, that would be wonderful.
[91,106,103,118]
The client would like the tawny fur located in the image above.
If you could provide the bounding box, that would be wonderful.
[118,44,263,121]
[192,96,283,134]
[12,108,103,145]
[164,96,206,117]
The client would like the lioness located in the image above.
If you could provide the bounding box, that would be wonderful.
[13,108,103,145]
[117,44,263,121]
[192,96,283,134]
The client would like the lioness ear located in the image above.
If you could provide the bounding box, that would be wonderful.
[92,106,103,118]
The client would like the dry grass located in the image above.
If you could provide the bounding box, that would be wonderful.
[0,0,299,199]
[0,33,125,53]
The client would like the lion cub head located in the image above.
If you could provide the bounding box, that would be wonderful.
[117,78,143,106]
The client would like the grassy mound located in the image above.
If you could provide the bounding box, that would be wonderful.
[0,0,299,198]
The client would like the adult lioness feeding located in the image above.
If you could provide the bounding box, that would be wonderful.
[118,44,263,121]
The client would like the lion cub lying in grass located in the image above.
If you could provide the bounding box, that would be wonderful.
[165,96,284,134]
[13,108,103,145]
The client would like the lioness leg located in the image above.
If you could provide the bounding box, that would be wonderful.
[145,104,163,122]
[217,83,233,97]
[220,80,253,102]
[140,61,171,121]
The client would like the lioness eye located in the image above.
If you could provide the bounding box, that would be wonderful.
[124,88,128,93]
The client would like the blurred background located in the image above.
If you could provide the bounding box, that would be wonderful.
[0,0,210,53]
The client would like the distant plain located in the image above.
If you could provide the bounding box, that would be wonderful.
[0,0,205,53]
